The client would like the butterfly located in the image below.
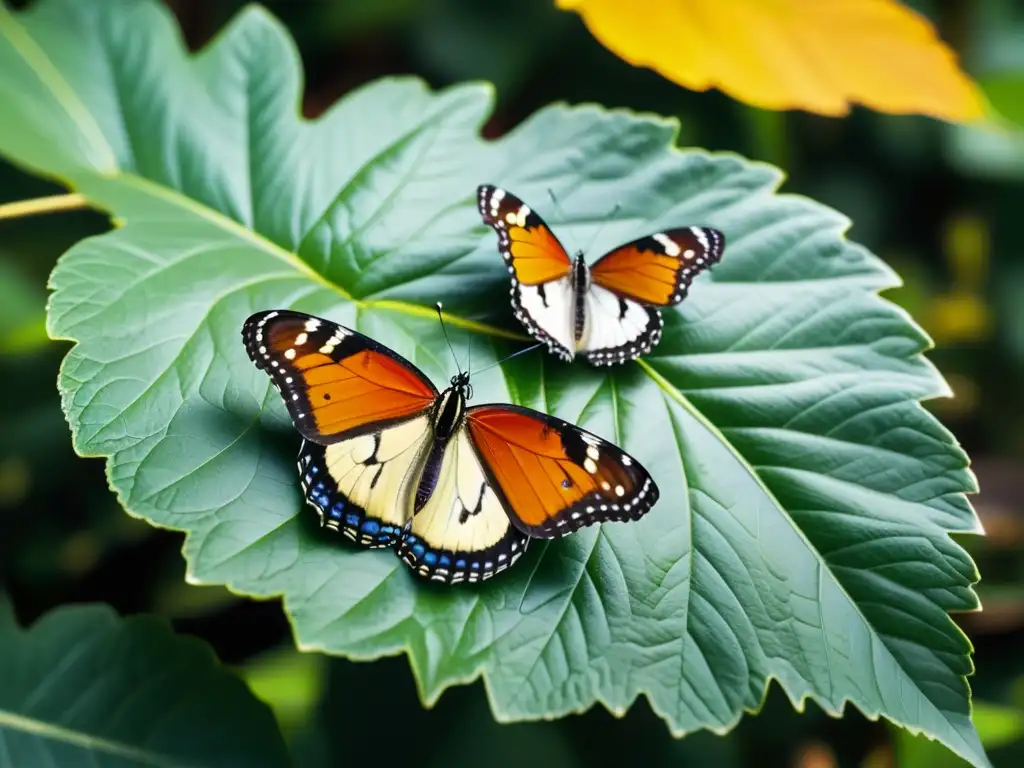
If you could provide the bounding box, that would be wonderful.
[477,185,725,366]
[241,309,659,584]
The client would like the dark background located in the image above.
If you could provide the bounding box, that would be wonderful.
[2,0,1022,765]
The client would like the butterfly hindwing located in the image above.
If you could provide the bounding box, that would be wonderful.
[242,310,438,443]
[465,405,658,538]
[396,428,529,583]
[589,226,726,307]
[477,184,576,360]
[298,413,432,548]
[578,288,663,367]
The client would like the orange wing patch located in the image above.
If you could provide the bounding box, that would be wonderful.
[478,185,572,285]
[466,405,658,537]
[590,227,725,306]
[242,310,437,442]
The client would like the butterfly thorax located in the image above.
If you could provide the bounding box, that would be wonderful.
[572,253,590,343]
[433,377,469,441]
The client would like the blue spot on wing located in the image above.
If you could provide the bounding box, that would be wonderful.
[299,439,400,549]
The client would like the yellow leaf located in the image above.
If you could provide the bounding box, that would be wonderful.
[557,0,985,121]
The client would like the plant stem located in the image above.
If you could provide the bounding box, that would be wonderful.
[0,193,88,220]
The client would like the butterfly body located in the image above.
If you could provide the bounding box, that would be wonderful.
[243,309,659,583]
[478,185,725,365]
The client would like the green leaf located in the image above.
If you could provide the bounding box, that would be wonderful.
[0,1,987,764]
[0,598,287,767]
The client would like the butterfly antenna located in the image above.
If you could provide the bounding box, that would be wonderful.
[473,343,544,375]
[435,302,463,377]
[547,187,581,254]
[581,201,622,257]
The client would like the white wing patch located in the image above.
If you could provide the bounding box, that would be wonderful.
[400,429,527,583]
[514,276,575,361]
[577,284,662,365]
[317,415,431,537]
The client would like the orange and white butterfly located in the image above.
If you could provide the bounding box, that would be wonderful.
[478,185,726,365]
[242,309,659,584]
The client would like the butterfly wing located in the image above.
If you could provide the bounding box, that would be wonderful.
[589,227,725,306]
[577,289,663,367]
[464,404,658,538]
[243,310,439,546]
[396,427,530,584]
[477,185,576,361]
[242,309,438,443]
[298,422,432,547]
[580,227,725,365]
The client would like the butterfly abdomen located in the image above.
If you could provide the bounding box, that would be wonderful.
[415,385,467,512]
[414,443,445,513]
[573,253,589,343]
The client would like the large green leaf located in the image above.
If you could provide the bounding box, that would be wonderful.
[0,1,987,764]
[0,599,287,767]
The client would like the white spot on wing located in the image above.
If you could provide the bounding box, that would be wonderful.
[653,232,681,257]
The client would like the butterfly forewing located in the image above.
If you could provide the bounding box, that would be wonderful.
[242,310,438,443]
[465,405,658,537]
[478,185,576,360]
[477,184,572,284]
[589,226,725,306]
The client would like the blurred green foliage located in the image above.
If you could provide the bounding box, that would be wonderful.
[1,0,1022,766]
